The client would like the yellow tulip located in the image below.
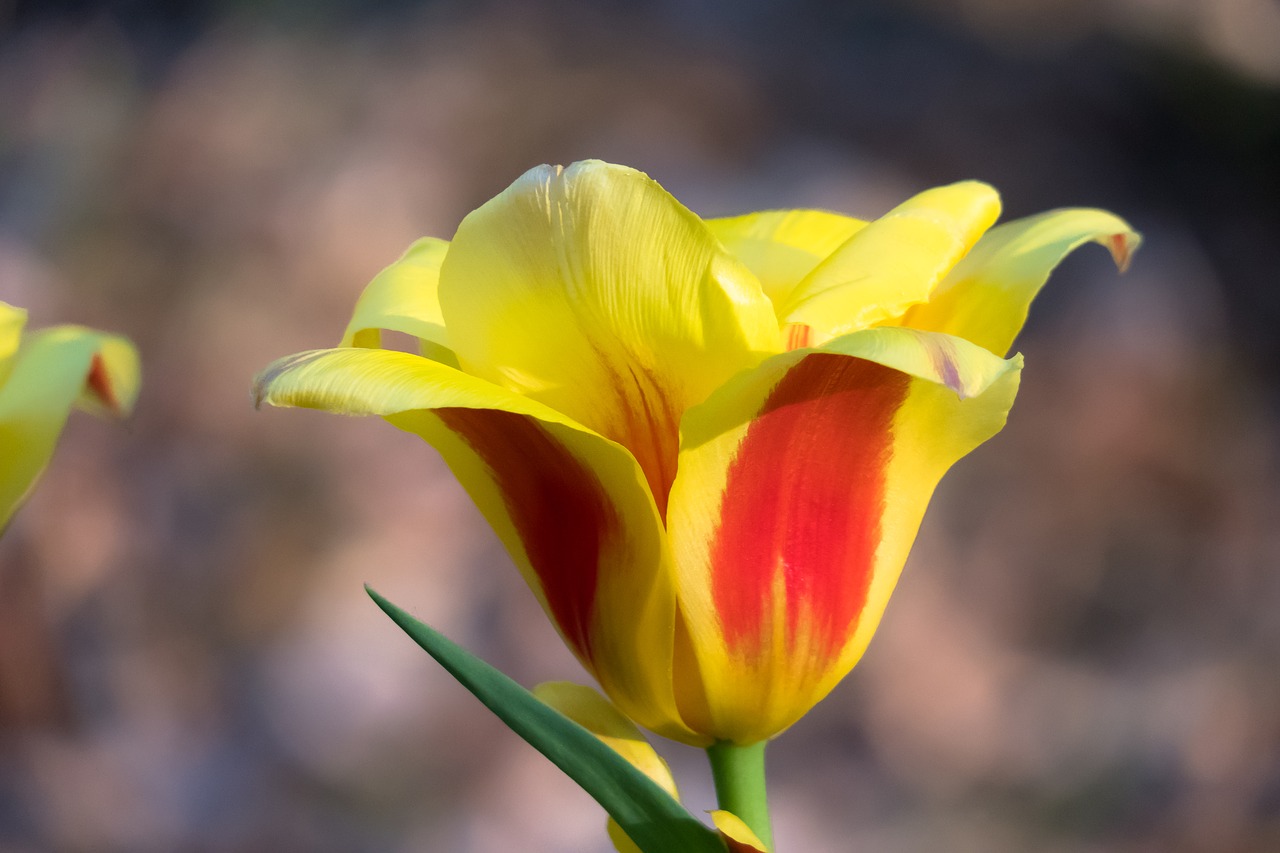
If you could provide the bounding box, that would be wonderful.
[255,161,1137,745]
[0,302,139,531]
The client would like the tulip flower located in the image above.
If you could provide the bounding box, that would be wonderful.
[0,301,139,531]
[255,160,1136,845]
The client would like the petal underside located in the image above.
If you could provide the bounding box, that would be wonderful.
[889,207,1141,355]
[666,327,1021,742]
[254,346,696,741]
[438,160,782,517]
[778,182,1001,345]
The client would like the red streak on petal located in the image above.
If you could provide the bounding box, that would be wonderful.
[85,353,119,413]
[436,408,616,662]
[709,354,908,663]
[599,353,679,520]
[1107,232,1134,273]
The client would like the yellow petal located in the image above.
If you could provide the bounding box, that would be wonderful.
[438,160,782,516]
[339,237,457,367]
[0,325,139,530]
[779,182,1001,345]
[710,810,770,852]
[706,209,866,310]
[255,347,699,742]
[666,327,1020,742]
[891,207,1141,355]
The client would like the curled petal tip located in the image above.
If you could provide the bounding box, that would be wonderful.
[81,334,140,418]
[1107,229,1142,273]
[250,371,271,410]
[252,351,323,410]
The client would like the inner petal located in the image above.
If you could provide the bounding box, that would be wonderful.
[437,161,782,516]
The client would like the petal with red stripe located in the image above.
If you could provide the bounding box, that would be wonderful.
[254,346,696,742]
[666,327,1021,743]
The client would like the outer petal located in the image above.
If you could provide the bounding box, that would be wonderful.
[778,182,1001,345]
[0,325,140,530]
[254,347,698,742]
[666,327,1021,743]
[889,208,1142,355]
[534,681,679,853]
[438,160,782,516]
[705,210,866,311]
[339,237,457,367]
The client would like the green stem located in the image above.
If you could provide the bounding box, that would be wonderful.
[706,740,773,851]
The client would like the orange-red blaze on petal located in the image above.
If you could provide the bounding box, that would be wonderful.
[86,353,119,413]
[435,408,618,662]
[1108,232,1135,272]
[709,354,908,662]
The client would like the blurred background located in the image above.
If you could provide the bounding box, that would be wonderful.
[2,0,1279,850]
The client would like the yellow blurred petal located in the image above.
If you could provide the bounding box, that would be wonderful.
[710,810,770,852]
[438,160,782,515]
[892,207,1141,355]
[0,302,26,377]
[706,209,866,310]
[339,237,458,367]
[667,327,1020,742]
[255,347,698,742]
[0,325,139,530]
[779,181,1001,345]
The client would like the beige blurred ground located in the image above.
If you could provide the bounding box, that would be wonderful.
[1,2,1278,851]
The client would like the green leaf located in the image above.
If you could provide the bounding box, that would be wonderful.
[366,586,725,853]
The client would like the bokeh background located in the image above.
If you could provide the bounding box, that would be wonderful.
[3,1,1279,851]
